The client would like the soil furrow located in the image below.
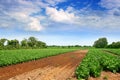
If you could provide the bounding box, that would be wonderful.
[0,50,88,80]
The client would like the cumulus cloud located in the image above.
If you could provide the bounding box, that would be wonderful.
[0,0,120,32]
[100,0,120,9]
[8,11,43,31]
[27,18,43,31]
[0,0,45,31]
[76,14,120,29]
[44,0,67,6]
[54,0,120,30]
[46,7,78,23]
[45,5,120,30]
[0,0,67,31]
[92,0,120,29]
[99,0,120,16]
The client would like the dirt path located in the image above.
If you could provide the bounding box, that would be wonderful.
[89,71,120,80]
[0,50,88,80]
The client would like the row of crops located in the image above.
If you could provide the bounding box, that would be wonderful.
[104,49,120,56]
[0,49,78,67]
[76,49,120,80]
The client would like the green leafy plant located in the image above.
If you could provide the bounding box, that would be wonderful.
[76,49,120,79]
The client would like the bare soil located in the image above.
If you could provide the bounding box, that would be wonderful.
[89,71,120,80]
[0,50,88,80]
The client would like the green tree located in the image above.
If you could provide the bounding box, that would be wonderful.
[27,37,38,48]
[107,41,120,48]
[0,37,47,49]
[21,39,28,48]
[93,37,108,48]
[36,41,46,48]
[0,38,7,49]
[7,39,20,49]
[0,38,7,46]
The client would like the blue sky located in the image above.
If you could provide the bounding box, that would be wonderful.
[0,0,120,45]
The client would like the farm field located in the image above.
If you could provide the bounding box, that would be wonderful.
[76,49,120,80]
[104,49,120,56]
[0,48,120,80]
[0,48,79,67]
[1,0,120,80]
[0,50,87,80]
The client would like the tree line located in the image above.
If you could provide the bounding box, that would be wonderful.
[0,37,119,49]
[0,37,47,50]
[47,45,91,49]
[93,37,120,48]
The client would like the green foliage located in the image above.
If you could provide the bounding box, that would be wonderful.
[76,60,90,79]
[0,38,7,49]
[107,42,120,48]
[27,37,38,48]
[93,38,108,48]
[7,39,20,49]
[104,49,120,56]
[76,49,120,79]
[36,41,46,48]
[21,39,28,48]
[0,36,47,50]
[0,48,78,67]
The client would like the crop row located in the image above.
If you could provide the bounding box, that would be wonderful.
[0,49,77,67]
[104,49,120,56]
[75,49,120,80]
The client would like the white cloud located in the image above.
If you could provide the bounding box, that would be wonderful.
[46,7,78,23]
[0,0,120,32]
[100,0,120,9]
[45,5,120,30]
[0,0,68,31]
[90,0,120,29]
[7,11,43,31]
[0,0,45,31]
[44,0,67,6]
[77,15,120,29]
[26,17,43,31]
[99,0,120,16]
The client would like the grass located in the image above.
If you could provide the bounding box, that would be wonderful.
[0,48,79,67]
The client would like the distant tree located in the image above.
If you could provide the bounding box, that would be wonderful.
[93,37,108,48]
[75,45,81,47]
[0,38,7,49]
[27,36,47,48]
[115,42,120,48]
[0,37,47,49]
[107,41,120,48]
[7,39,20,49]
[27,37,38,48]
[0,38,7,47]
[21,39,28,48]
[36,41,46,48]
[67,46,71,48]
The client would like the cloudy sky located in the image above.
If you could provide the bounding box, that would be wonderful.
[0,0,120,45]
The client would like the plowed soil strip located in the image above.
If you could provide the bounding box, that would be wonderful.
[0,50,88,80]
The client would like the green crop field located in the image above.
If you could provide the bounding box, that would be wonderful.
[104,49,120,56]
[76,49,120,80]
[0,48,79,67]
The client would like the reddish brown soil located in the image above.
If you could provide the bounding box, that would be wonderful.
[89,71,120,80]
[0,50,88,80]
